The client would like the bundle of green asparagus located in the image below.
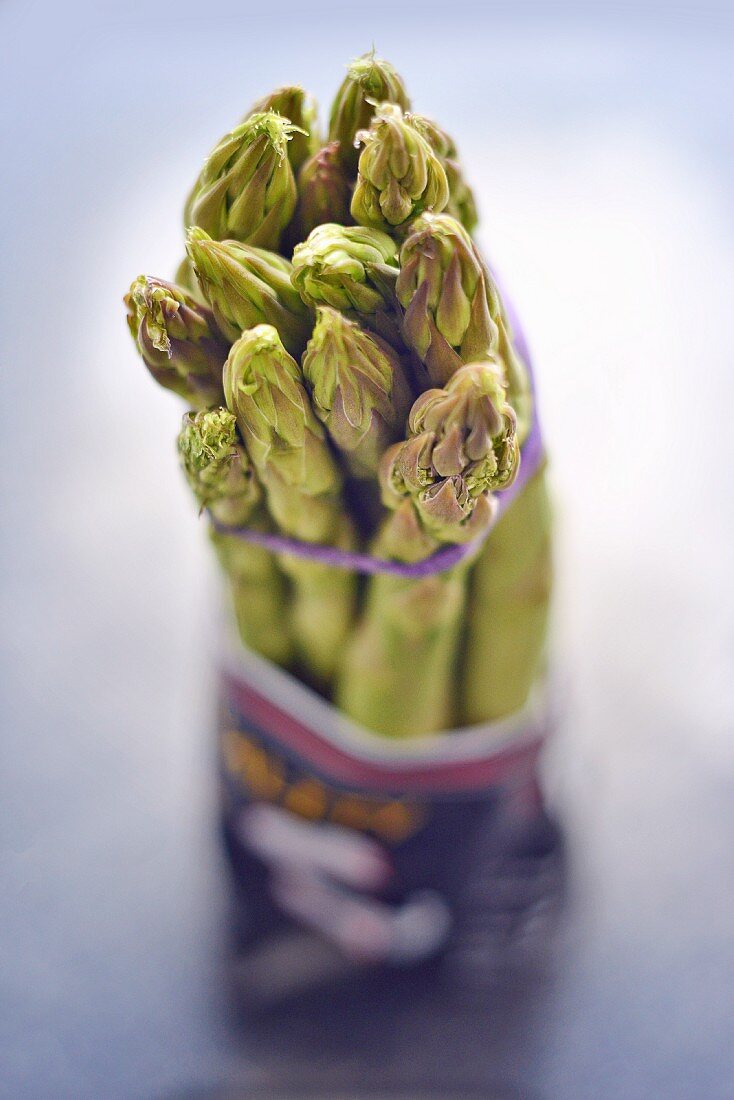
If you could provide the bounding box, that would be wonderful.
[125,51,552,737]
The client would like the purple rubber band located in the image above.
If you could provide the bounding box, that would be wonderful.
[209,294,544,578]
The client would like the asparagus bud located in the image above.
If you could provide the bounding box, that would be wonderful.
[302,306,413,477]
[292,142,352,242]
[125,275,228,407]
[223,324,342,514]
[328,50,410,174]
[351,103,449,231]
[177,407,261,523]
[396,212,497,385]
[246,85,320,173]
[406,357,518,494]
[380,358,519,546]
[291,223,398,315]
[186,227,312,355]
[184,111,302,250]
[407,113,478,233]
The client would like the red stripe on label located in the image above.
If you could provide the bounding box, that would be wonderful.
[223,673,545,795]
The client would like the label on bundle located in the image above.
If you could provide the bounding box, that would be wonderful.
[217,642,557,969]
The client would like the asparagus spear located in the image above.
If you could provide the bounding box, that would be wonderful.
[184,111,302,250]
[125,275,228,408]
[350,103,449,232]
[186,227,312,355]
[246,86,320,173]
[178,407,293,666]
[328,51,410,175]
[461,467,553,723]
[301,306,413,478]
[223,324,357,687]
[336,358,519,736]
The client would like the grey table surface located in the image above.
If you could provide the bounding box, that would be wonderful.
[2,3,734,1097]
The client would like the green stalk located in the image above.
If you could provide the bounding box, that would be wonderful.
[460,467,553,723]
[336,565,468,739]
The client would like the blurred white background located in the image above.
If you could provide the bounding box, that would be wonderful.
[1,1,733,1097]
